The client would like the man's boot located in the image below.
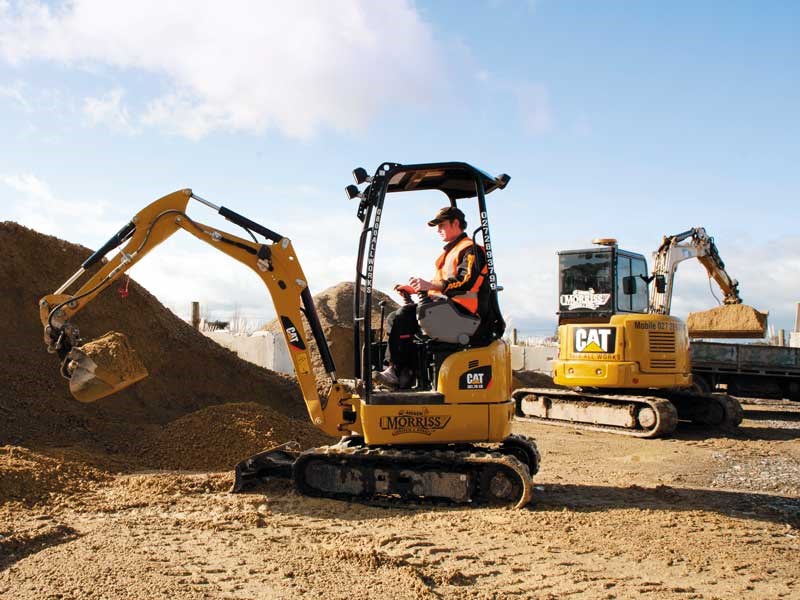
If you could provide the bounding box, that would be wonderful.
[373,365,400,389]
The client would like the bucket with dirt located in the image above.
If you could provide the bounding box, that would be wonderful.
[67,331,148,402]
[686,304,768,339]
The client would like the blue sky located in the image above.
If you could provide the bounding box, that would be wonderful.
[1,0,798,337]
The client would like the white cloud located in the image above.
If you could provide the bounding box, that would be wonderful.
[83,87,136,134]
[0,172,125,240]
[0,0,444,140]
[0,79,31,111]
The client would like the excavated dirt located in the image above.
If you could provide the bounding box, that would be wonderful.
[687,304,768,338]
[264,281,399,381]
[0,221,330,502]
[78,331,148,383]
[135,402,325,471]
[512,369,562,391]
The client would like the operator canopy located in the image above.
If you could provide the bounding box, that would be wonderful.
[383,162,509,201]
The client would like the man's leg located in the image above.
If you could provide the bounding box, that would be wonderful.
[378,304,419,387]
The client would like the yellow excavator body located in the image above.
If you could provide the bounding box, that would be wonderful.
[515,232,750,438]
[359,340,514,445]
[553,313,691,389]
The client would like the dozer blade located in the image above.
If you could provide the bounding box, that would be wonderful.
[66,331,148,403]
[230,441,300,493]
[686,304,768,339]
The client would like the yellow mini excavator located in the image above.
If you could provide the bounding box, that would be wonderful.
[514,228,765,438]
[39,162,540,507]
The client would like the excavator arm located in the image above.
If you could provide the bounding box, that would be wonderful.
[649,227,742,314]
[39,188,356,438]
[648,227,766,338]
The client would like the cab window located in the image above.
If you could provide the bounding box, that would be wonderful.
[616,254,649,313]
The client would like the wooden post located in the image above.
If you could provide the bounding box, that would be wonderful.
[191,301,201,330]
[511,328,518,345]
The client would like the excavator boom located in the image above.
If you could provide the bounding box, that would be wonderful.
[39,189,354,438]
[649,227,766,338]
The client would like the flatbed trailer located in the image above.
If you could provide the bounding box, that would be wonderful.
[690,341,800,401]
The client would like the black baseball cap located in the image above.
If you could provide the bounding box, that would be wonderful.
[427,206,465,227]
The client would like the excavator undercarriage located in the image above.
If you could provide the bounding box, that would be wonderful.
[513,388,742,438]
[233,435,539,508]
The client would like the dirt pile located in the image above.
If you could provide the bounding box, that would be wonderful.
[512,370,561,391]
[0,221,331,500]
[687,303,768,338]
[137,402,327,471]
[264,281,399,380]
[0,446,110,503]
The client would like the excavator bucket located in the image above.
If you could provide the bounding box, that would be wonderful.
[686,304,768,339]
[230,442,300,493]
[65,331,148,403]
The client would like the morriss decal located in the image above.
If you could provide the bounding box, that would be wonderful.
[560,288,611,310]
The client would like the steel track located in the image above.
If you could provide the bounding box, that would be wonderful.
[293,436,539,509]
[513,388,679,438]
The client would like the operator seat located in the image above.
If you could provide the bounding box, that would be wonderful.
[416,277,505,348]
[417,299,480,345]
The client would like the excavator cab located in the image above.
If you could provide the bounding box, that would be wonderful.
[347,162,509,398]
[557,239,650,326]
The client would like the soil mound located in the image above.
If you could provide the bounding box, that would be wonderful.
[264,281,399,380]
[137,402,328,471]
[0,221,330,500]
[512,370,561,390]
[0,446,109,504]
[687,304,768,338]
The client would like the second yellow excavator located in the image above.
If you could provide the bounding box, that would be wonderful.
[514,228,766,438]
[39,162,540,507]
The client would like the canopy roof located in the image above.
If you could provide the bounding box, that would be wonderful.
[383,162,508,201]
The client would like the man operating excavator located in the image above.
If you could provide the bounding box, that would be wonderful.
[375,206,490,389]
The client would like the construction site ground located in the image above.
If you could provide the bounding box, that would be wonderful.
[2,397,798,600]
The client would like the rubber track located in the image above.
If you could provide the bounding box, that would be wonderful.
[714,394,744,428]
[658,390,744,429]
[293,442,536,509]
[513,388,679,439]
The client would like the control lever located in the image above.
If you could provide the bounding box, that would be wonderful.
[393,284,416,306]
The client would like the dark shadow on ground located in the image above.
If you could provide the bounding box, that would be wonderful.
[247,478,800,528]
[0,524,79,571]
[533,483,800,527]
[671,422,800,442]
[743,409,800,422]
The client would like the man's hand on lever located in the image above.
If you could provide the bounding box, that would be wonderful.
[394,284,416,295]
[408,277,443,293]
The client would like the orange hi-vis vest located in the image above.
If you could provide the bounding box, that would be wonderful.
[433,236,488,315]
